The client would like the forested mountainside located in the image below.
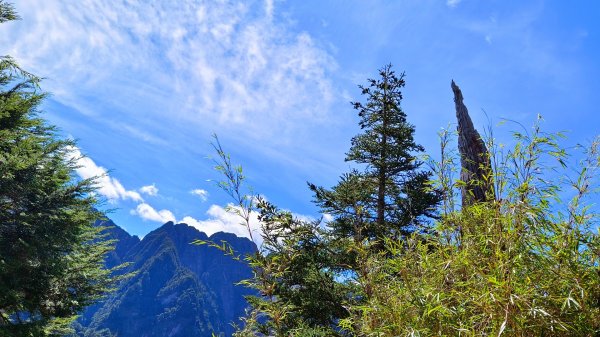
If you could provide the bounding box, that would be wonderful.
[73,220,256,337]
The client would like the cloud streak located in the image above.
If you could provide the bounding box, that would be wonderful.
[446,0,462,8]
[130,202,260,242]
[68,147,326,243]
[68,147,260,240]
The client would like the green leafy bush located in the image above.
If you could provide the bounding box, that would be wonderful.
[342,119,600,336]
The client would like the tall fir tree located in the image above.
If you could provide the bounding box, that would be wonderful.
[0,3,120,335]
[227,65,441,336]
[310,64,440,245]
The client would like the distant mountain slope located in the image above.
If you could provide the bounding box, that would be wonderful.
[97,218,140,269]
[75,220,256,337]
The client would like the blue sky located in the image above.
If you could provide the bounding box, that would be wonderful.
[2,0,598,239]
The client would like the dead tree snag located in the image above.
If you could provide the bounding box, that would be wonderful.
[452,80,494,206]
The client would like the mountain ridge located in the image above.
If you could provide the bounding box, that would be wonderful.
[74,219,256,337]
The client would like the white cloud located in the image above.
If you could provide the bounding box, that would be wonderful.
[181,204,260,241]
[128,195,325,246]
[190,189,209,202]
[140,184,159,196]
[2,0,338,142]
[131,203,176,224]
[67,146,143,203]
[446,0,462,8]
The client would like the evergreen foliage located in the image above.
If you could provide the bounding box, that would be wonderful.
[6,0,597,334]
[0,3,120,335]
[310,64,440,247]
[211,66,441,336]
[205,137,348,336]
[235,199,349,337]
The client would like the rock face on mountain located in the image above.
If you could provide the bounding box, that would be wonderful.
[98,218,141,269]
[75,220,256,337]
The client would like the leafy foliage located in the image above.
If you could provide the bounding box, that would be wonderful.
[236,199,350,337]
[342,119,600,336]
[203,137,348,336]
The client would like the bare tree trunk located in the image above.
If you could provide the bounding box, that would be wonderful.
[377,77,388,230]
[452,80,494,206]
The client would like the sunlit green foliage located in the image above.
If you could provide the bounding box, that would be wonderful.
[236,199,350,337]
[342,119,600,336]
[204,137,348,336]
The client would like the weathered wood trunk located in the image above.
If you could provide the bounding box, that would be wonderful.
[452,80,494,206]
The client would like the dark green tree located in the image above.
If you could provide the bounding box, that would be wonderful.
[300,65,441,326]
[237,199,349,337]
[311,64,440,245]
[0,3,120,335]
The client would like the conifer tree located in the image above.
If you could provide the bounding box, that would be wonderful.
[0,3,119,335]
[224,66,441,336]
[311,64,440,245]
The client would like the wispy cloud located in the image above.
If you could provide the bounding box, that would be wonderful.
[129,199,323,244]
[68,146,143,203]
[2,0,338,142]
[69,147,258,239]
[177,203,326,243]
[66,144,324,242]
[129,202,260,241]
[446,0,462,8]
